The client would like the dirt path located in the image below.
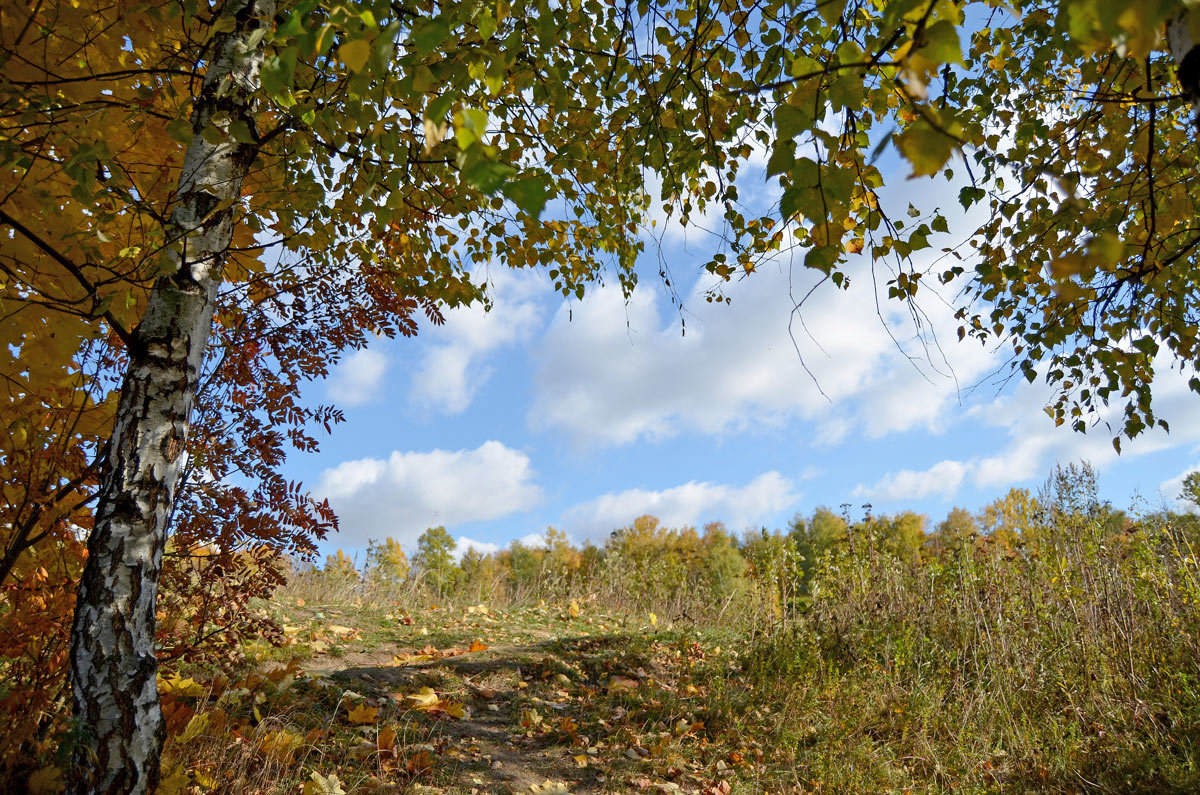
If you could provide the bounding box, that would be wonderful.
[276,605,730,794]
[307,642,595,792]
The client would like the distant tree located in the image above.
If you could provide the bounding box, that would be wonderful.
[505,541,543,594]
[699,522,748,599]
[413,526,459,598]
[1182,472,1200,509]
[932,507,980,552]
[366,538,410,585]
[324,549,359,581]
[980,489,1041,550]
[869,511,927,563]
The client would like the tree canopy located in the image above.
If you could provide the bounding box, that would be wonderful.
[2,0,1200,790]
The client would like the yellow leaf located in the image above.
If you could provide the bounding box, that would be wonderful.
[257,729,304,762]
[157,761,190,795]
[304,771,347,795]
[608,676,639,692]
[392,652,435,665]
[529,781,572,794]
[648,612,657,627]
[176,712,210,745]
[407,687,441,710]
[158,673,205,697]
[347,704,380,725]
[568,600,581,618]
[27,767,62,794]
[338,39,372,72]
[442,701,467,719]
[573,754,589,768]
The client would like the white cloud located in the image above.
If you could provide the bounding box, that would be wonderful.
[411,268,545,413]
[327,348,387,407]
[563,471,798,539]
[1158,462,1200,513]
[454,536,501,558]
[852,359,1200,505]
[313,441,544,546]
[853,460,972,502]
[970,360,1200,492]
[529,255,998,448]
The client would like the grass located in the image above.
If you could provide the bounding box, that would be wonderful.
[153,504,1200,794]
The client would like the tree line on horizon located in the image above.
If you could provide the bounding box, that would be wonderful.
[300,463,1200,617]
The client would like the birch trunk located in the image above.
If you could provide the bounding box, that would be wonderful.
[67,1,272,791]
[1169,13,1200,133]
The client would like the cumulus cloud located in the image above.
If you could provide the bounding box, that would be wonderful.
[562,471,799,539]
[454,536,502,558]
[852,460,972,502]
[853,360,1200,505]
[529,255,998,448]
[410,268,545,413]
[327,349,387,407]
[313,441,544,546]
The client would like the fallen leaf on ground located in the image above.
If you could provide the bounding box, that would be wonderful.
[608,676,639,692]
[158,673,205,697]
[347,704,379,724]
[392,652,436,665]
[407,687,441,710]
[304,771,347,795]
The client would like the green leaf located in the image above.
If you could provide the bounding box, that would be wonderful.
[462,158,516,194]
[261,45,298,98]
[958,185,985,210]
[919,20,964,67]
[167,117,193,144]
[338,39,372,73]
[454,108,489,149]
[894,120,957,177]
[818,0,847,24]
[426,93,456,122]
[476,11,497,40]
[502,176,549,218]
[804,245,839,274]
[412,17,451,55]
[227,121,255,143]
[774,105,810,140]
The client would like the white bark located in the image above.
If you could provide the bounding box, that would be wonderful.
[67,1,273,791]
[1168,13,1200,132]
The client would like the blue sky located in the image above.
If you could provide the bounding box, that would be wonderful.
[285,154,1200,561]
